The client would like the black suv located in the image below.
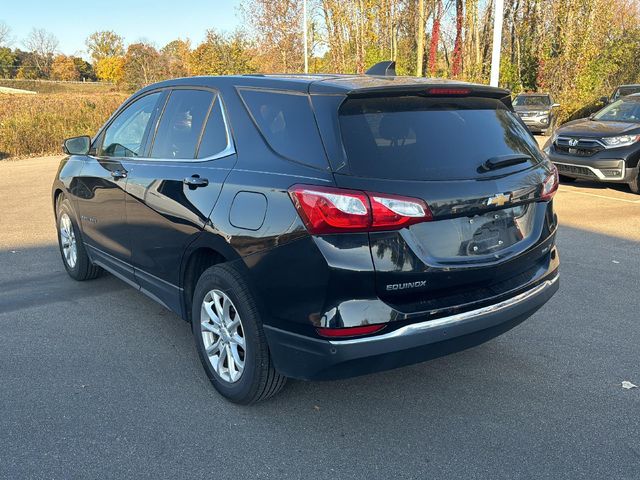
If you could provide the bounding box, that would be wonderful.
[53,67,560,404]
[544,94,640,193]
[513,93,559,136]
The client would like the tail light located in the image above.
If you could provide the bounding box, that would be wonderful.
[316,324,386,338]
[427,88,472,96]
[289,185,433,234]
[540,164,559,201]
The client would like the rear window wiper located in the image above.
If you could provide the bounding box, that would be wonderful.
[479,154,531,173]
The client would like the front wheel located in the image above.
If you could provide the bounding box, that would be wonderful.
[192,263,286,404]
[56,196,101,281]
[629,173,640,194]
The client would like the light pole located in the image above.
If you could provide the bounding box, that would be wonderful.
[303,0,309,74]
[489,0,504,87]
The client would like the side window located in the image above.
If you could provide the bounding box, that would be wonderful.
[100,92,161,158]
[239,89,328,169]
[151,89,214,159]
[197,96,230,159]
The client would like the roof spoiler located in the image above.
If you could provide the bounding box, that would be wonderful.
[365,61,396,77]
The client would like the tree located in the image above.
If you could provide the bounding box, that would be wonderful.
[0,21,11,47]
[451,0,464,76]
[51,54,80,81]
[95,56,125,83]
[123,43,161,89]
[23,28,58,77]
[73,57,96,81]
[86,31,125,64]
[241,0,303,72]
[189,30,256,76]
[160,39,191,78]
[0,47,16,78]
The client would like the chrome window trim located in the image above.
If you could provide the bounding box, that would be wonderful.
[329,274,559,346]
[94,87,236,164]
[553,160,625,180]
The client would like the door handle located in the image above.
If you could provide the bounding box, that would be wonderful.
[110,169,127,179]
[183,175,209,188]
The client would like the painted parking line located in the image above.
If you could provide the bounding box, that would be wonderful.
[558,187,640,204]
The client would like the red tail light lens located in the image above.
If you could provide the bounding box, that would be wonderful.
[369,193,432,230]
[541,164,559,201]
[316,324,386,338]
[289,186,370,234]
[289,185,433,234]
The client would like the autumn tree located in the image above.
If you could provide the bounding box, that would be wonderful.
[95,56,125,83]
[0,21,11,47]
[241,0,303,72]
[86,31,125,64]
[51,54,80,81]
[123,43,161,90]
[161,39,191,77]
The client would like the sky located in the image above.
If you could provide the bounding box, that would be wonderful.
[1,0,243,57]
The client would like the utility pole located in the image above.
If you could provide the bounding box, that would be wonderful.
[303,0,309,74]
[489,0,504,87]
[416,0,424,76]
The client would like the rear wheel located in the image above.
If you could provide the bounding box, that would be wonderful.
[191,263,286,404]
[56,196,101,281]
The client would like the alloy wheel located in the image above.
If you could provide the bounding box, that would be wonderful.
[59,213,77,269]
[200,289,246,383]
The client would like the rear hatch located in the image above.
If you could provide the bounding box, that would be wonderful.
[313,86,557,313]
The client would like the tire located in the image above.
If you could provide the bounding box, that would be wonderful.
[191,263,286,404]
[629,173,640,194]
[559,175,576,183]
[56,196,101,281]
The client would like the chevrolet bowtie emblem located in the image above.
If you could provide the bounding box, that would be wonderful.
[486,193,511,207]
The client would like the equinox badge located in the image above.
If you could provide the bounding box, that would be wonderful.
[386,281,427,291]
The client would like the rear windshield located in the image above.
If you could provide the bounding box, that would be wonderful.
[513,95,550,107]
[338,96,543,180]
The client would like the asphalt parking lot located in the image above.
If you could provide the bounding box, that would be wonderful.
[1,149,639,479]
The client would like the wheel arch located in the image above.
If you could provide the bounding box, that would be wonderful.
[180,233,243,323]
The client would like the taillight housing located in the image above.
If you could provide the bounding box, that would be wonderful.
[289,185,433,234]
[540,164,559,201]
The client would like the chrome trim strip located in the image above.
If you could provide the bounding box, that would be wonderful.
[556,136,606,148]
[329,274,559,346]
[553,161,625,180]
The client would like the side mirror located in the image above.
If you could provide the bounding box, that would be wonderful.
[552,103,560,108]
[589,113,596,120]
[599,96,609,104]
[63,136,91,155]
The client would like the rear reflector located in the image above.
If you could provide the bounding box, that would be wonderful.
[289,185,433,234]
[427,88,472,96]
[540,164,559,201]
[316,324,386,338]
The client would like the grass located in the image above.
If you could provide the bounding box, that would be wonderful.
[0,79,116,94]
[0,91,128,159]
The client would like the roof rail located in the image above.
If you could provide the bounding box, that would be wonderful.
[365,61,396,77]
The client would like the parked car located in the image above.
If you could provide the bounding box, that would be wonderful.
[543,93,640,193]
[513,92,559,136]
[52,64,560,404]
[601,84,640,104]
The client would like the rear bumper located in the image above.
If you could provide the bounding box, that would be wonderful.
[264,272,559,380]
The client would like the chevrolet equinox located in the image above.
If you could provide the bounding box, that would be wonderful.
[53,63,560,404]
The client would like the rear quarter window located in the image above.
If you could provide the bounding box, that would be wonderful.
[239,89,328,169]
[338,96,543,180]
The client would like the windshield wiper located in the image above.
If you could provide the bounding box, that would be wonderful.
[479,154,531,173]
